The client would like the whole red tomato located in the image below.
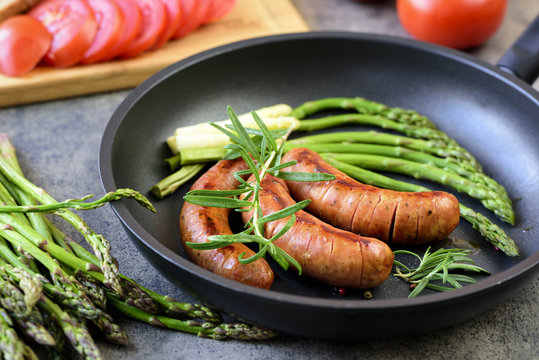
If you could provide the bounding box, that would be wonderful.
[397,0,508,49]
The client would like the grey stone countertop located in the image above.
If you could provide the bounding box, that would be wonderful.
[1,1,538,359]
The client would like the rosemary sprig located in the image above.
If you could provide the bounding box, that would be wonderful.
[393,247,490,298]
[184,106,335,273]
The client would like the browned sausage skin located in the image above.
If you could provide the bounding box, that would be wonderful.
[179,158,275,289]
[282,148,460,245]
[241,175,394,289]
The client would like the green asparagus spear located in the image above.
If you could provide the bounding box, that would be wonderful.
[73,270,108,309]
[90,308,129,345]
[165,148,228,170]
[37,295,103,359]
[0,176,44,275]
[290,97,437,129]
[0,189,156,214]
[0,266,55,346]
[107,294,277,341]
[288,130,467,159]
[7,266,41,311]
[323,157,519,256]
[41,308,67,360]
[0,306,37,360]
[150,164,205,200]
[43,216,76,255]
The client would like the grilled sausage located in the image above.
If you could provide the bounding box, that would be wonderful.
[282,148,460,245]
[241,175,394,289]
[179,158,275,289]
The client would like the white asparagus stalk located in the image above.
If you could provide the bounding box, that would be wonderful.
[174,104,293,136]
[167,104,299,153]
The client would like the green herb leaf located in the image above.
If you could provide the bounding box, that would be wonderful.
[227,106,260,162]
[238,246,268,264]
[276,171,336,182]
[409,277,429,298]
[222,148,242,160]
[224,124,288,140]
[183,195,251,208]
[267,160,297,173]
[210,122,241,145]
[252,111,279,153]
[267,246,289,271]
[186,189,250,197]
[233,168,254,177]
[258,200,310,224]
[186,238,247,250]
[269,214,297,242]
[208,233,264,243]
[279,249,302,275]
[232,174,250,189]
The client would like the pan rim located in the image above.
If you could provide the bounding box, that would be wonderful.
[99,31,539,313]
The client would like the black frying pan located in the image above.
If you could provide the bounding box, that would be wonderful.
[99,20,539,339]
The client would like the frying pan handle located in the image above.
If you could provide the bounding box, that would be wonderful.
[497,15,539,84]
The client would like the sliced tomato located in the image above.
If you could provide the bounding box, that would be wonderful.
[203,0,235,24]
[29,0,98,67]
[118,0,166,58]
[172,0,211,39]
[152,0,183,49]
[0,15,52,76]
[103,0,143,61]
[80,0,124,64]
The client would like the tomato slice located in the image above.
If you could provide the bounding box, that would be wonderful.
[172,0,210,39]
[29,0,98,67]
[80,0,124,64]
[0,15,52,76]
[103,0,143,61]
[171,0,195,39]
[152,0,183,49]
[118,0,166,58]
[203,0,235,24]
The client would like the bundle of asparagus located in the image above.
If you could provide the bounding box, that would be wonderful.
[0,134,276,360]
[152,97,518,257]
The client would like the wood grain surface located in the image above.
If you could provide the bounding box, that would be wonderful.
[0,0,308,108]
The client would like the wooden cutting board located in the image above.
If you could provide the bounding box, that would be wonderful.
[0,0,308,108]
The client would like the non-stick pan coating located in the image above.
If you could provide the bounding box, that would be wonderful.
[100,32,539,338]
